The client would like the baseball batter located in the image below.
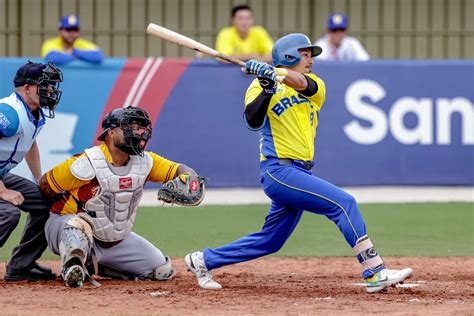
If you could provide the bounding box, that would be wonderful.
[39,106,203,287]
[185,33,413,293]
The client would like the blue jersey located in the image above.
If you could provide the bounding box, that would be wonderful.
[0,92,46,178]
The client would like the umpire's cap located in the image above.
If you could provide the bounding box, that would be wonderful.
[13,61,49,87]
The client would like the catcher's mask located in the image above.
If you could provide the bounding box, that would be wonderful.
[14,61,63,118]
[98,106,153,156]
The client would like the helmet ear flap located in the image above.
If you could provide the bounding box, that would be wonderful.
[284,54,297,63]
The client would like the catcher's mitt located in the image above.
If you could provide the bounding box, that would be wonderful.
[157,173,205,206]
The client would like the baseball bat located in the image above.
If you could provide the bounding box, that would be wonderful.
[146,23,286,82]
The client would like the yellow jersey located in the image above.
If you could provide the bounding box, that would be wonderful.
[41,36,100,57]
[215,26,273,56]
[46,143,179,215]
[244,74,326,161]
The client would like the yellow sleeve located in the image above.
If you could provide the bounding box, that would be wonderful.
[41,38,61,57]
[244,79,264,106]
[73,38,99,50]
[147,151,180,183]
[45,154,91,193]
[305,73,326,111]
[215,28,234,55]
[254,27,274,55]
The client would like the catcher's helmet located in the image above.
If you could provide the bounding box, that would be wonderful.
[97,106,152,156]
[14,61,63,118]
[272,33,322,67]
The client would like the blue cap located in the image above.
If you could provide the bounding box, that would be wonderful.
[58,14,80,29]
[328,13,347,30]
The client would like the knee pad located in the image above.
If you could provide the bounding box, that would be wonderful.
[65,213,95,243]
[353,236,384,270]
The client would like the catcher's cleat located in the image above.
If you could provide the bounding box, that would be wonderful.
[185,251,222,290]
[365,268,413,293]
[63,264,85,288]
[62,257,86,288]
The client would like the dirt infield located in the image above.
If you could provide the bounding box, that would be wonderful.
[1,257,473,315]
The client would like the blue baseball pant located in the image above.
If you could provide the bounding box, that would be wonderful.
[203,158,382,278]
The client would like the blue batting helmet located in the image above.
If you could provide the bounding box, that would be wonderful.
[272,33,322,67]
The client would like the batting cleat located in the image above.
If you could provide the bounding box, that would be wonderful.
[365,268,413,293]
[185,251,222,290]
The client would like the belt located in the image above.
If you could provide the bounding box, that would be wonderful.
[278,158,314,170]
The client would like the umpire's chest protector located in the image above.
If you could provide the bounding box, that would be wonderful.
[71,146,153,242]
[0,93,46,177]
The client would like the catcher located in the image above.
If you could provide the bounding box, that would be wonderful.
[38,106,205,287]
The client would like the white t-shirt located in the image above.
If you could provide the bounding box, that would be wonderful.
[314,35,370,61]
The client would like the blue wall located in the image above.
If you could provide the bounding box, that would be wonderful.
[2,58,473,187]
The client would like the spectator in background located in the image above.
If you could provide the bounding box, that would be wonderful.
[41,14,104,64]
[215,5,273,63]
[314,13,369,61]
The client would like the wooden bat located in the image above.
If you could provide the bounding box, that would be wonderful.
[146,23,287,82]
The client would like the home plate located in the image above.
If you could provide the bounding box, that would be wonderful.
[352,283,420,288]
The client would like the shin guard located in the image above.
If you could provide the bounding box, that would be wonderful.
[353,236,384,278]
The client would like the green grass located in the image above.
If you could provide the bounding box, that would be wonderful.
[1,203,472,261]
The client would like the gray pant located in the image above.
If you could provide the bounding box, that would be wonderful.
[45,214,167,276]
[0,173,52,270]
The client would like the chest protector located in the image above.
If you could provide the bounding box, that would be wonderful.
[71,146,153,242]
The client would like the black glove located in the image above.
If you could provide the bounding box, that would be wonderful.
[258,70,277,94]
[157,173,205,206]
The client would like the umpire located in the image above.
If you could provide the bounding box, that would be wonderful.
[0,61,63,281]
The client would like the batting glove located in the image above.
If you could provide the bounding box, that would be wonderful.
[258,69,277,94]
[256,64,275,78]
[245,59,269,75]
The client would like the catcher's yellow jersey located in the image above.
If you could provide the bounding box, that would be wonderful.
[244,73,326,162]
[215,26,273,56]
[46,143,179,215]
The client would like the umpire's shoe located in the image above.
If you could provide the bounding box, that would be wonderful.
[4,262,57,281]
[185,251,222,289]
[62,257,86,288]
[365,268,413,293]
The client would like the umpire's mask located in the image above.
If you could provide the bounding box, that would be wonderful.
[14,61,63,118]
